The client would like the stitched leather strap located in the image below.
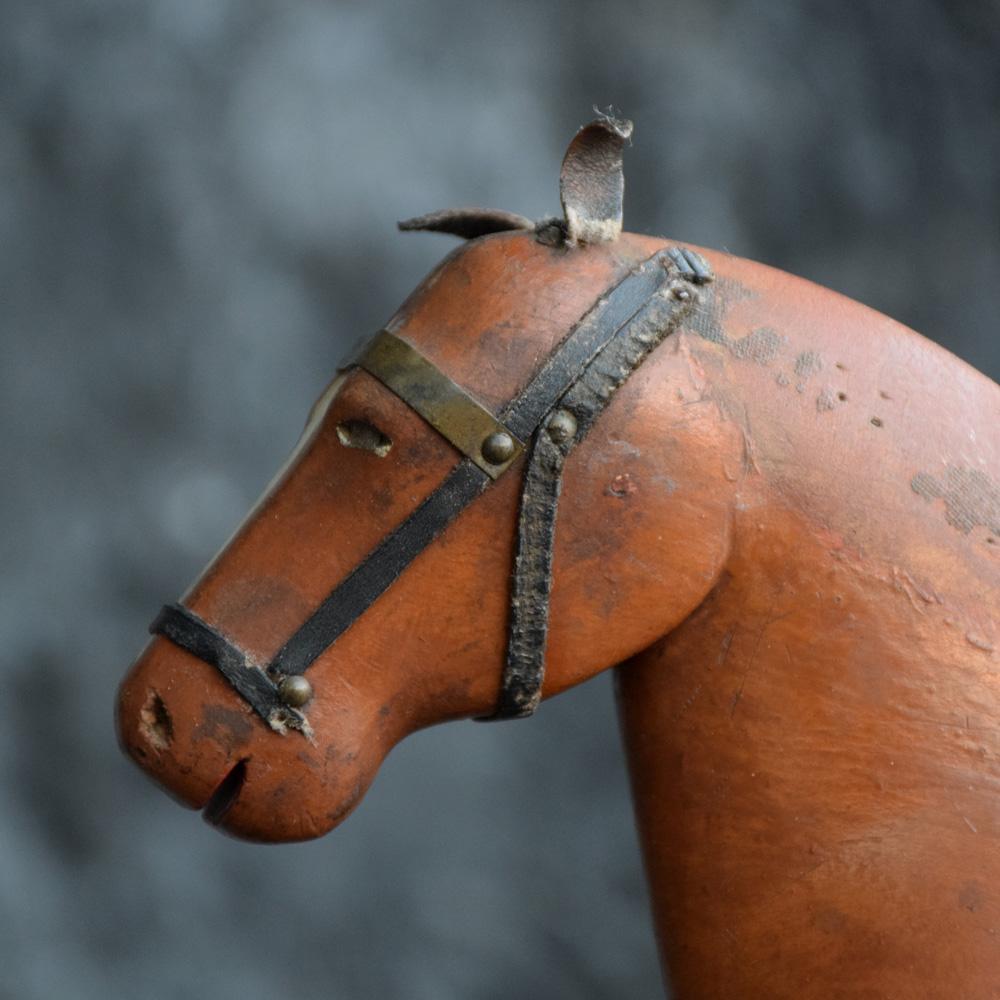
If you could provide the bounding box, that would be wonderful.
[489,256,711,718]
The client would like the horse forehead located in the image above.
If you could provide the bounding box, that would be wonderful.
[387,230,665,410]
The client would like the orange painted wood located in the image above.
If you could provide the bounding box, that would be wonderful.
[117,230,999,995]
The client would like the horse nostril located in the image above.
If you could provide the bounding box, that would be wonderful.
[139,690,173,751]
[203,759,249,827]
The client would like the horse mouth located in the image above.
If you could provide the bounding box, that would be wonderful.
[202,758,249,827]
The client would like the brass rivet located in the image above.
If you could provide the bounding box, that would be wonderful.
[481,431,516,465]
[278,675,314,708]
[547,409,577,443]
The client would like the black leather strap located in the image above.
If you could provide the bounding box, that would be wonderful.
[150,603,309,734]
[490,258,711,718]
[499,252,671,440]
[269,460,489,676]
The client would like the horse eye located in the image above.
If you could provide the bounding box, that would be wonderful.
[336,419,393,458]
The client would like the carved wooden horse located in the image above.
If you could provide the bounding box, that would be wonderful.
[117,118,1000,998]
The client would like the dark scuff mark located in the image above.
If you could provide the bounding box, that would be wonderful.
[815,908,848,934]
[196,704,253,752]
[296,749,321,772]
[911,466,1000,535]
[368,483,396,516]
[959,882,984,912]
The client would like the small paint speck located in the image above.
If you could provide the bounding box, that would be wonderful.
[870,417,883,428]
[606,473,638,498]
[794,350,823,380]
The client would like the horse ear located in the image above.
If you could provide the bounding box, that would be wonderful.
[398,207,534,240]
[560,114,633,245]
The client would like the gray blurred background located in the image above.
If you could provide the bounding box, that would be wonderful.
[2,2,998,998]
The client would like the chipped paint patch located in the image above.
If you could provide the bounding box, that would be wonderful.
[794,350,823,380]
[729,327,784,366]
[911,466,1000,535]
[966,633,995,653]
[794,350,823,390]
[606,473,638,498]
[816,388,837,413]
[685,276,755,346]
[140,690,173,752]
[686,279,788,369]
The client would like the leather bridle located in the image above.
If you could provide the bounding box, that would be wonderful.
[150,244,713,737]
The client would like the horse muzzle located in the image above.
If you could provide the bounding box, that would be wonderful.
[116,636,379,842]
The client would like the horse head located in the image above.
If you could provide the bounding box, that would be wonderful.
[116,117,745,840]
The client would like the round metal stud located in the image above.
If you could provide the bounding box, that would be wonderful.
[481,431,516,465]
[673,287,691,301]
[278,674,314,708]
[547,409,577,444]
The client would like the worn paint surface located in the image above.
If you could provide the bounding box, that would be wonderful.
[117,228,999,996]
[912,465,1000,537]
[618,245,1000,998]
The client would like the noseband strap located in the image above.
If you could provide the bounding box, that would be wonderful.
[151,245,712,734]
[151,602,308,733]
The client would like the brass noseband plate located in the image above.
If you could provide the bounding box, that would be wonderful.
[357,330,523,478]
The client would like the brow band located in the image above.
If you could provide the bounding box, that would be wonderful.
[358,330,523,478]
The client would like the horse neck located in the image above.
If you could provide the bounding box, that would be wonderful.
[612,319,1000,996]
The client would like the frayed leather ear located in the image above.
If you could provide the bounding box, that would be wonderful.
[560,115,632,245]
[398,208,534,240]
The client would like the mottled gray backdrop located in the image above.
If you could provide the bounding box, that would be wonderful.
[2,2,998,998]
